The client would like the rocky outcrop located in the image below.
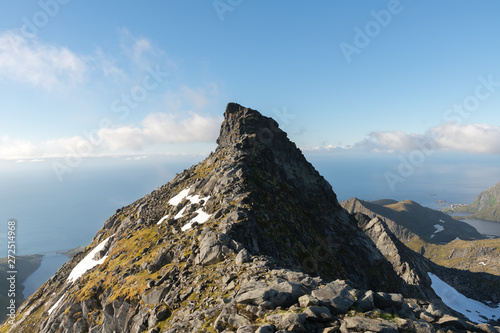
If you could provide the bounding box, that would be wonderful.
[3,103,500,333]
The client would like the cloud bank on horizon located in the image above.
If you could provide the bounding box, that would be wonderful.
[306,122,500,155]
[1,2,500,162]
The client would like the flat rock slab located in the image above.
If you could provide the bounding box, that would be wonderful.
[345,316,398,333]
[311,280,355,313]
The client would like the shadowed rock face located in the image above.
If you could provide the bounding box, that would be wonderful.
[4,103,500,333]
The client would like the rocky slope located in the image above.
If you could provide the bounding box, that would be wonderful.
[342,198,485,243]
[444,181,500,222]
[3,103,500,333]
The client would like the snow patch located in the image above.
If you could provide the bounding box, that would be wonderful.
[428,272,500,323]
[186,194,210,205]
[479,262,486,266]
[48,293,65,315]
[181,209,212,231]
[157,215,169,225]
[433,224,444,233]
[67,236,113,283]
[166,187,212,232]
[168,187,191,206]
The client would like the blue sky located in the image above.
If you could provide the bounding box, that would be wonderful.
[1,0,500,163]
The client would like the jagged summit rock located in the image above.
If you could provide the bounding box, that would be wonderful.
[4,103,500,333]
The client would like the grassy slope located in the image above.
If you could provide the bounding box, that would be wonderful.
[406,237,500,276]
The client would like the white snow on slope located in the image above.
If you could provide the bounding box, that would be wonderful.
[67,236,113,283]
[161,186,212,230]
[186,194,210,204]
[157,215,169,225]
[168,187,191,206]
[433,224,444,233]
[431,224,445,238]
[181,209,212,231]
[48,293,65,315]
[428,272,500,323]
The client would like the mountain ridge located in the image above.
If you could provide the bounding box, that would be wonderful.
[341,198,485,243]
[3,103,500,332]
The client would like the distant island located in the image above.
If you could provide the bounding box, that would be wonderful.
[0,254,43,324]
[0,246,85,324]
[444,181,500,222]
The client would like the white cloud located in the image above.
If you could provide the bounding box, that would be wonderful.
[0,136,40,159]
[141,112,221,145]
[0,30,86,90]
[311,123,500,155]
[0,112,222,160]
[430,123,500,154]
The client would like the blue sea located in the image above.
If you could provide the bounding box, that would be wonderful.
[1,152,499,298]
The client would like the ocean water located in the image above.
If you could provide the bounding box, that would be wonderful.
[0,152,499,299]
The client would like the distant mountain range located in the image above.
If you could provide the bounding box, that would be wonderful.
[444,181,500,222]
[341,198,485,244]
[342,198,500,276]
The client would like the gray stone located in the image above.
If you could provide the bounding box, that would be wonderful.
[322,327,339,333]
[254,324,275,333]
[268,313,306,331]
[304,306,333,322]
[228,313,251,328]
[477,323,500,333]
[395,318,434,333]
[419,311,435,323]
[435,314,472,331]
[355,290,375,312]
[196,232,231,266]
[236,249,251,265]
[286,322,307,333]
[141,286,169,305]
[235,281,306,309]
[345,316,398,333]
[426,303,444,318]
[298,294,319,308]
[236,325,259,333]
[311,280,355,313]
[373,292,404,311]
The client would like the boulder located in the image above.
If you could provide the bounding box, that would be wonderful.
[355,290,375,312]
[373,292,404,311]
[345,316,398,333]
[311,280,355,313]
[303,306,333,322]
[255,324,275,333]
[235,281,306,309]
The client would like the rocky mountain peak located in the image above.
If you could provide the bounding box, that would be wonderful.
[4,103,500,333]
[216,102,279,147]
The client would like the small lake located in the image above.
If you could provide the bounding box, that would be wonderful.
[461,219,500,237]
